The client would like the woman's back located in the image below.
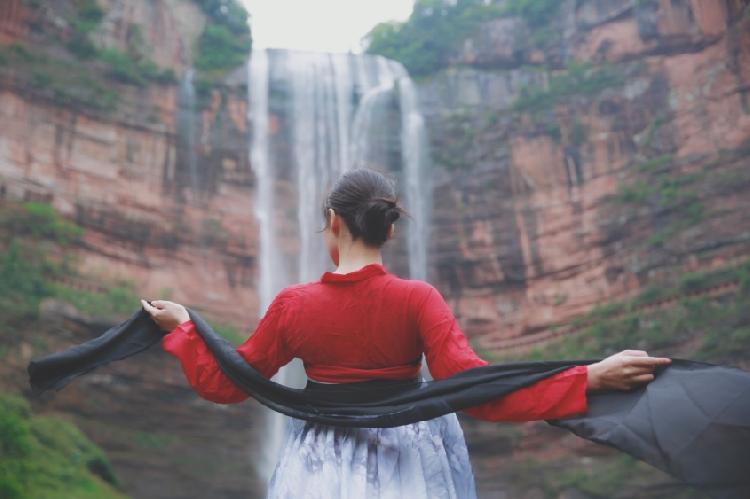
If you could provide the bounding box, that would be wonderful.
[161,262,588,422]
[288,262,429,383]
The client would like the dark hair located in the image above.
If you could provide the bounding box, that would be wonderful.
[318,168,410,248]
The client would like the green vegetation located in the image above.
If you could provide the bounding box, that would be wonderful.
[431,108,477,170]
[0,202,84,328]
[98,48,175,86]
[364,0,569,78]
[0,392,125,499]
[65,1,175,85]
[0,202,82,245]
[545,118,587,146]
[10,0,252,112]
[66,0,105,59]
[213,322,246,346]
[5,0,174,115]
[194,24,251,75]
[0,43,119,111]
[545,123,562,142]
[0,201,244,344]
[134,430,177,450]
[512,62,625,114]
[192,0,252,82]
[639,114,668,151]
[502,0,562,27]
[363,0,505,78]
[569,119,587,147]
[636,153,673,173]
[504,453,704,498]
[499,258,750,364]
[612,156,706,248]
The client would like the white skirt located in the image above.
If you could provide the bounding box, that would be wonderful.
[266,411,478,499]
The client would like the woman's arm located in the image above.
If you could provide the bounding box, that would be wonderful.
[160,289,296,404]
[414,284,671,421]
[415,284,589,422]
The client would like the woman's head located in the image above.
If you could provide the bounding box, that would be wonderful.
[320,168,408,262]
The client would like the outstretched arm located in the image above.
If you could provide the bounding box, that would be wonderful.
[414,284,589,422]
[158,290,296,404]
[414,284,672,421]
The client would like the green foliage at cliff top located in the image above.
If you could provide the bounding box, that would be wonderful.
[192,0,251,38]
[4,0,175,115]
[363,0,562,78]
[65,1,175,86]
[502,0,562,27]
[0,391,126,499]
[0,43,120,111]
[364,0,504,78]
[191,0,252,80]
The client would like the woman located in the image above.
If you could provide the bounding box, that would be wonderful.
[141,168,671,498]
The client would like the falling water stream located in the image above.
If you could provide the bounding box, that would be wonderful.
[247,47,433,488]
[177,67,199,194]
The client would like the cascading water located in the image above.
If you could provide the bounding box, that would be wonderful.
[177,67,199,194]
[398,75,432,284]
[248,48,292,481]
[247,46,433,489]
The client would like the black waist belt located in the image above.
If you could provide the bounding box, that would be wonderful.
[27,307,750,499]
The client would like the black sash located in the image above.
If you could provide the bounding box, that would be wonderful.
[27,307,750,499]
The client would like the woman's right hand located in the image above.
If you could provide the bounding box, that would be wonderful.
[586,349,672,391]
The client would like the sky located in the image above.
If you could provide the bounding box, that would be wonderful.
[243,0,414,54]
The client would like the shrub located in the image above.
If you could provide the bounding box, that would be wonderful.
[502,0,562,27]
[192,0,252,78]
[502,258,750,364]
[364,0,568,78]
[0,392,123,498]
[194,24,251,74]
[513,62,624,113]
[364,0,505,78]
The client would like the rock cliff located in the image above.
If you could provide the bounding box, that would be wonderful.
[2,0,750,498]
[0,1,269,497]
[414,1,750,496]
[418,0,750,355]
[0,0,258,324]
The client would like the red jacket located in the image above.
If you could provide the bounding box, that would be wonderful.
[162,262,588,421]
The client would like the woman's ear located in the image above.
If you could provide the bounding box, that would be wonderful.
[329,208,339,235]
[388,224,395,239]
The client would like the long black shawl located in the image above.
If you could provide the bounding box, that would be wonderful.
[27,306,750,499]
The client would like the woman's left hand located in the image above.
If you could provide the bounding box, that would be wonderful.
[141,299,190,332]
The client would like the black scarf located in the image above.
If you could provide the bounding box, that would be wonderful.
[27,307,750,499]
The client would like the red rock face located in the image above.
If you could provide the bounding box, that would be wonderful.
[3,1,750,497]
[0,85,262,326]
[0,0,25,44]
[420,1,750,356]
[0,0,271,329]
[0,3,285,496]
[90,0,206,72]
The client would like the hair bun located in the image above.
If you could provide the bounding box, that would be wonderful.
[382,199,400,226]
[323,168,408,247]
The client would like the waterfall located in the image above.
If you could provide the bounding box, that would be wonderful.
[248,48,291,481]
[395,68,434,381]
[246,47,433,489]
[398,75,431,284]
[177,67,199,194]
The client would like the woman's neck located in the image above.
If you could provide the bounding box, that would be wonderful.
[334,243,383,274]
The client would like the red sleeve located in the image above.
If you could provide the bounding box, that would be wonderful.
[415,284,588,421]
[161,289,296,404]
